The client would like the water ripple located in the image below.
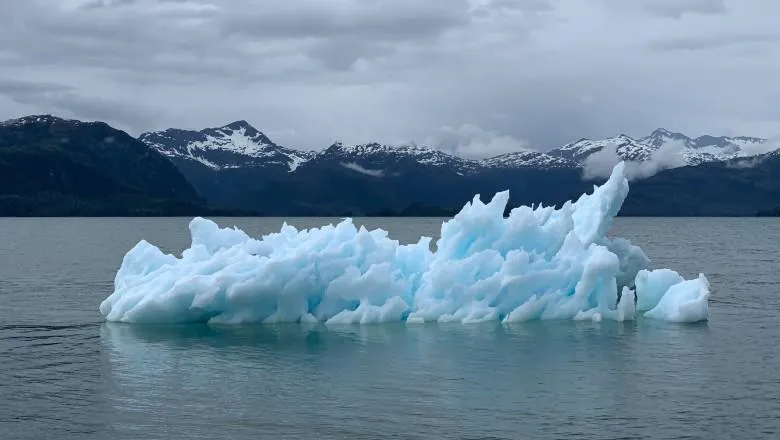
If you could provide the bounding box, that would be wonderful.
[1,218,780,439]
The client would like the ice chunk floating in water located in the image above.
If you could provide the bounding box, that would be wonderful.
[99,163,710,325]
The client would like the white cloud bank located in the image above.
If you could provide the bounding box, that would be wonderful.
[583,140,688,181]
[424,124,530,159]
[340,162,384,177]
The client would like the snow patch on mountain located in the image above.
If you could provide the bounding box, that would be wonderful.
[548,128,779,179]
[326,142,466,166]
[583,139,687,181]
[192,125,275,158]
[639,128,772,165]
[287,154,308,172]
[480,151,576,169]
[140,121,313,172]
[322,142,482,175]
[2,115,77,127]
[139,119,780,178]
[549,135,655,164]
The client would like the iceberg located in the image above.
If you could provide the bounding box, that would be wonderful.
[99,163,710,325]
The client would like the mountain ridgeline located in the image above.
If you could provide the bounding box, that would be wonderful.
[138,120,780,216]
[2,114,780,216]
[0,116,236,216]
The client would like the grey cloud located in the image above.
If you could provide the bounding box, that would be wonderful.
[81,0,199,7]
[0,79,75,95]
[606,0,727,19]
[307,39,396,71]
[1,0,780,152]
[647,32,780,52]
[222,0,472,41]
[0,0,481,86]
[424,124,530,159]
[0,78,163,132]
[489,0,553,12]
[646,0,726,18]
[219,0,473,70]
[44,94,164,132]
[1,2,259,82]
[79,0,140,9]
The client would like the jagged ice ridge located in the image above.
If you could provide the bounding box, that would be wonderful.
[99,163,710,325]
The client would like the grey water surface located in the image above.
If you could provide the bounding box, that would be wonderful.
[1,217,779,439]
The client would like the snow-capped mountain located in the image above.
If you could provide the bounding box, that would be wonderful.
[480,150,576,169]
[548,134,654,163]
[139,120,779,178]
[638,128,768,165]
[639,128,765,151]
[2,114,79,127]
[545,129,775,167]
[319,142,483,175]
[638,128,691,149]
[9,113,780,217]
[139,121,580,174]
[140,121,314,171]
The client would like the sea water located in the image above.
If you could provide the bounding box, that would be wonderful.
[1,217,779,439]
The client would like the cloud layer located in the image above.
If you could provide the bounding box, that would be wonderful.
[583,140,688,181]
[1,0,779,156]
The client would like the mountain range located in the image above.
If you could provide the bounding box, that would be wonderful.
[139,121,780,174]
[140,121,772,173]
[2,114,780,216]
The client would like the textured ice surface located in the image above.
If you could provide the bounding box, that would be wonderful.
[99,163,710,325]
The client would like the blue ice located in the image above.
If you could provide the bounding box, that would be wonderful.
[99,163,710,325]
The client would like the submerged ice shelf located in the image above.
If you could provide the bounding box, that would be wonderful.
[99,163,710,325]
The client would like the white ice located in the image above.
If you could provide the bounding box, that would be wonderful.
[99,162,710,325]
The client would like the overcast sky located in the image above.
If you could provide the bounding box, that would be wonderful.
[1,0,779,157]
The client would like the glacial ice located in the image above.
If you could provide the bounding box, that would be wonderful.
[99,163,710,325]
